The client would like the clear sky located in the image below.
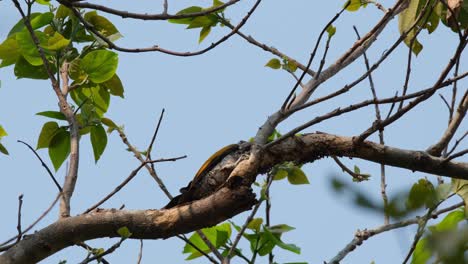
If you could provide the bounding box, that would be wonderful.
[0,0,466,263]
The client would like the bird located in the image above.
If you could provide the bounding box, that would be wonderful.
[163,143,241,209]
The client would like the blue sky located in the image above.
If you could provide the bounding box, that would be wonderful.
[0,0,466,263]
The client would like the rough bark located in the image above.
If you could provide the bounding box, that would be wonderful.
[1,132,467,263]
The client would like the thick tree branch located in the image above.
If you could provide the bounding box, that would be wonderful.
[2,133,467,263]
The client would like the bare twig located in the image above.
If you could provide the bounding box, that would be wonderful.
[136,240,143,264]
[353,25,389,223]
[0,194,26,252]
[66,0,262,56]
[445,148,468,162]
[332,156,369,181]
[59,0,240,21]
[357,30,467,142]
[0,194,60,248]
[117,128,173,199]
[79,238,126,264]
[281,2,349,111]
[427,89,468,156]
[328,202,464,264]
[83,156,186,213]
[265,75,463,148]
[447,131,468,155]
[145,109,165,161]
[17,140,63,193]
[16,194,23,244]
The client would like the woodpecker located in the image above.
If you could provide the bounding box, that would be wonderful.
[163,143,241,209]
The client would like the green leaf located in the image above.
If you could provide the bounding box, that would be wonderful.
[71,83,110,116]
[273,168,288,181]
[36,111,67,120]
[286,60,298,72]
[187,15,218,29]
[247,218,263,231]
[0,37,20,68]
[168,6,203,24]
[36,0,51,6]
[14,56,50,79]
[116,226,132,238]
[0,143,9,155]
[48,129,70,171]
[264,226,301,254]
[0,125,7,138]
[406,179,437,210]
[429,210,465,233]
[265,58,281,69]
[326,25,336,37]
[452,179,468,215]
[344,0,367,12]
[199,26,211,43]
[16,30,49,66]
[101,74,124,98]
[269,224,295,234]
[8,12,54,37]
[90,124,107,162]
[42,32,70,51]
[411,238,431,264]
[287,167,309,185]
[56,5,71,19]
[69,58,87,82]
[183,223,231,260]
[81,50,118,83]
[84,11,121,39]
[398,0,424,55]
[37,121,60,149]
[101,117,118,129]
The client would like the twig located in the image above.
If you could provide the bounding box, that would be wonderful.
[353,25,389,224]
[66,0,262,56]
[79,238,126,264]
[366,0,388,12]
[427,89,468,156]
[59,0,240,21]
[447,131,468,155]
[83,156,186,213]
[218,17,316,77]
[17,140,63,193]
[327,202,464,264]
[398,31,415,111]
[117,128,173,199]
[136,240,143,264]
[265,75,463,149]
[0,194,60,248]
[439,94,452,112]
[176,234,219,264]
[145,109,165,161]
[332,156,369,181]
[162,0,168,15]
[12,0,80,218]
[356,30,467,142]
[77,242,110,264]
[225,173,274,262]
[16,194,23,244]
[196,230,224,261]
[281,2,349,111]
[445,148,468,162]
